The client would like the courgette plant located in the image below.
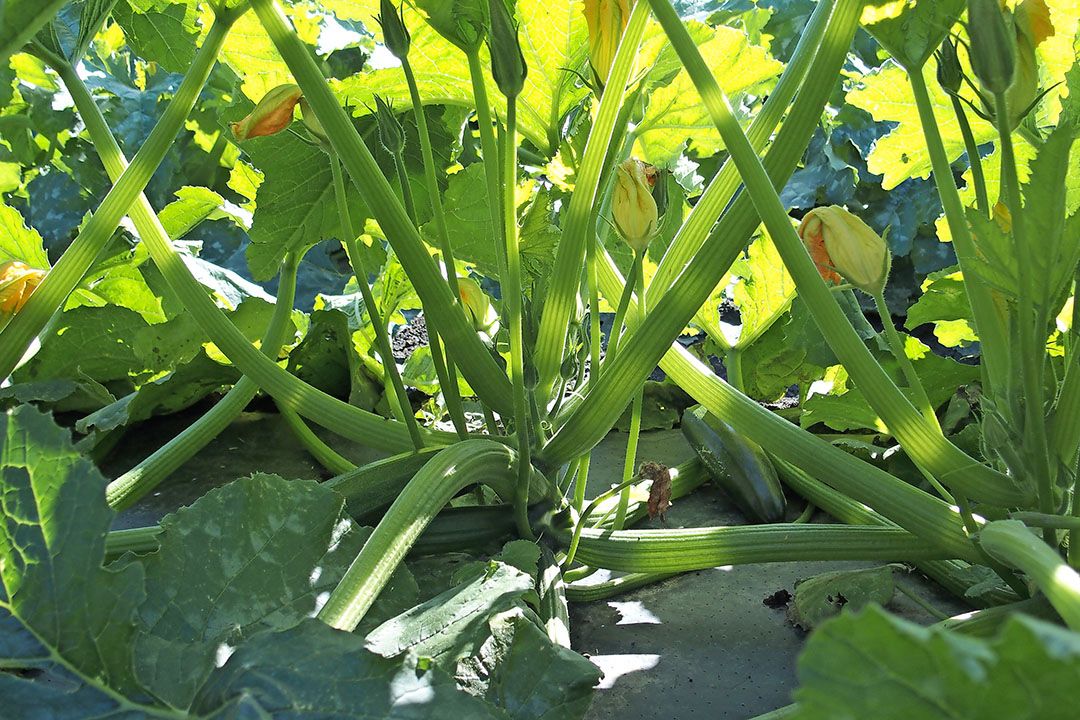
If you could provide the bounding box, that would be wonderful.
[2,0,1080,717]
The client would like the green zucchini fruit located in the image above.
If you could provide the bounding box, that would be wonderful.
[681,405,786,522]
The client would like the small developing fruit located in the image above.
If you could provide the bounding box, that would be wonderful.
[797,205,890,295]
[612,158,658,253]
[0,261,47,316]
[231,84,303,141]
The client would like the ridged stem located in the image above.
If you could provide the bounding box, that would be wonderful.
[249,0,513,412]
[2,19,234,380]
[331,155,424,449]
[533,1,649,397]
[105,252,301,509]
[402,57,469,438]
[632,0,1023,507]
[950,95,990,215]
[318,440,534,631]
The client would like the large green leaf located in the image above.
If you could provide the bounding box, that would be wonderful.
[860,0,965,69]
[0,0,68,62]
[794,605,1080,719]
[132,472,416,709]
[191,619,507,719]
[0,405,145,694]
[0,201,49,268]
[112,1,200,74]
[634,22,782,168]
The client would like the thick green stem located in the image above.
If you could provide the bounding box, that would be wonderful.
[980,521,1080,630]
[633,0,1023,507]
[402,58,469,438]
[466,48,508,282]
[908,69,1010,395]
[565,524,951,574]
[534,1,649,397]
[61,37,438,453]
[331,156,424,449]
[499,101,534,540]
[250,0,513,412]
[566,572,679,602]
[994,91,1055,542]
[1009,512,1080,532]
[106,252,301,509]
[950,95,990,215]
[317,440,534,631]
[649,0,838,299]
[1,19,233,380]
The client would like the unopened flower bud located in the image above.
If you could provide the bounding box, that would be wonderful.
[378,0,411,60]
[231,84,303,141]
[298,98,329,145]
[612,158,658,252]
[967,0,1016,95]
[1004,0,1053,129]
[371,95,405,155]
[583,0,631,88]
[0,261,47,316]
[797,206,890,294]
[935,37,963,95]
[487,0,527,99]
[458,276,499,334]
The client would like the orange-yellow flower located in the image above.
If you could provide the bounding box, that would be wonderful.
[0,261,47,316]
[797,206,890,294]
[231,84,303,141]
[583,0,632,87]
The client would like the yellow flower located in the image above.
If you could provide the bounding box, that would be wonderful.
[231,84,303,141]
[797,206,890,294]
[0,261,47,316]
[583,0,631,87]
[458,276,499,336]
[612,158,658,253]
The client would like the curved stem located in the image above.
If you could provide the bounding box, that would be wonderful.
[2,19,234,380]
[106,251,301,509]
[331,155,424,449]
[277,404,356,475]
[980,520,1080,630]
[318,440,535,631]
[533,1,649,396]
[250,0,513,412]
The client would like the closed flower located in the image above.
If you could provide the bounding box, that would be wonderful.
[583,0,631,87]
[612,158,658,253]
[231,84,303,141]
[0,261,47,316]
[458,276,499,335]
[797,206,890,294]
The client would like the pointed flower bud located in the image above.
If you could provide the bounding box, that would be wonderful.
[371,95,405,155]
[612,158,658,253]
[487,0,527,99]
[583,0,631,88]
[458,276,500,335]
[0,261,47,316]
[379,0,411,60]
[298,97,329,145]
[935,37,963,95]
[231,84,303,141]
[1005,0,1053,129]
[797,206,890,294]
[967,0,1016,95]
